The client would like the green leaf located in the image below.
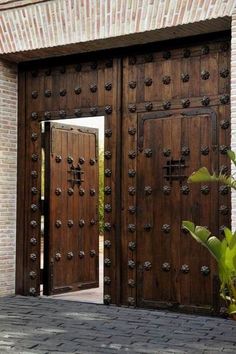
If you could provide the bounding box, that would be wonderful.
[183,150,236,311]
[224,247,236,271]
[233,257,236,271]
[229,232,236,250]
[182,221,194,233]
[206,236,222,262]
[224,228,233,246]
[182,222,210,246]
[187,166,236,190]
[227,150,236,167]
[182,222,222,262]
[195,226,212,242]
[188,167,217,183]
[228,303,236,315]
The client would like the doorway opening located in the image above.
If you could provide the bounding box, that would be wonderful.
[40,116,104,304]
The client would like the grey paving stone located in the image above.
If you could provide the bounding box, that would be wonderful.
[0,296,236,354]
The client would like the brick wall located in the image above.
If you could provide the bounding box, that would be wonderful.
[0,59,17,295]
[0,0,234,61]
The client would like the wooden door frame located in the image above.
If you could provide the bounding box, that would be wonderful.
[16,57,122,305]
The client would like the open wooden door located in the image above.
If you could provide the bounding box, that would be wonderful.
[43,122,99,295]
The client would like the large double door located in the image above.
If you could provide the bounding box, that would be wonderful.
[17,34,231,312]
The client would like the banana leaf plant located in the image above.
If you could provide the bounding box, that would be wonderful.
[182,150,236,317]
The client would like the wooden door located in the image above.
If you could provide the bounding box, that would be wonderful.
[121,36,231,311]
[44,122,99,294]
[17,34,230,311]
[136,109,218,308]
[17,54,121,301]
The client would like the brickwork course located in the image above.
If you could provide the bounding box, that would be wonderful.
[0,0,235,56]
[0,296,235,353]
[0,0,236,296]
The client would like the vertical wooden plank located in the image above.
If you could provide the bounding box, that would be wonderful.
[120,56,138,306]
[189,56,200,98]
[171,58,181,101]
[162,59,172,101]
[120,56,130,306]
[200,51,218,97]
[218,40,231,243]
[78,130,85,284]
[199,115,214,305]
[187,116,202,305]
[26,71,42,296]
[50,128,63,291]
[72,128,79,284]
[159,118,172,302]
[179,115,191,305]
[66,129,74,285]
[108,57,122,305]
[169,116,181,304]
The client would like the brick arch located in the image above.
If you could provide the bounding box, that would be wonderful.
[0,0,235,60]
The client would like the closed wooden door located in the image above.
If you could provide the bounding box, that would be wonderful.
[136,109,218,308]
[121,37,230,311]
[44,122,99,295]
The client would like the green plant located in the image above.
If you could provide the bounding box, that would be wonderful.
[182,221,236,315]
[182,150,236,317]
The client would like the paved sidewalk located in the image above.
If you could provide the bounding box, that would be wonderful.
[0,296,236,354]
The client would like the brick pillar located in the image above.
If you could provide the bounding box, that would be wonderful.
[0,59,17,295]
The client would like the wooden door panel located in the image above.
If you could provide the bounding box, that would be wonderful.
[121,37,230,312]
[44,123,99,294]
[137,110,218,308]
[17,55,120,302]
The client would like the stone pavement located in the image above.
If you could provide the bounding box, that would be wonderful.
[0,296,236,354]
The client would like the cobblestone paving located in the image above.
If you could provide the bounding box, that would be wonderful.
[0,296,236,354]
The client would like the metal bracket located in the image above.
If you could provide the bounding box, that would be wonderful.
[67,164,84,187]
[163,158,187,183]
